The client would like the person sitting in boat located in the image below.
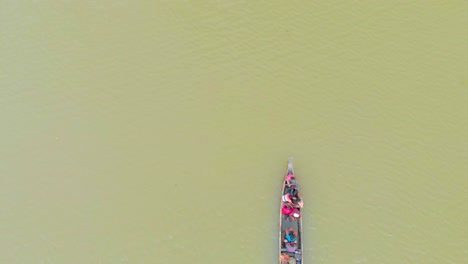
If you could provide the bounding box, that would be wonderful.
[280,254,291,264]
[283,228,299,253]
[283,228,298,244]
[282,204,294,217]
[291,195,303,208]
[285,174,299,189]
[284,188,303,209]
[282,204,301,220]
[282,187,298,203]
[286,240,298,253]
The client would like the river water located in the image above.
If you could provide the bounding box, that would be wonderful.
[1,1,466,263]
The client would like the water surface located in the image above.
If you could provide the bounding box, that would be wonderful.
[1,1,467,263]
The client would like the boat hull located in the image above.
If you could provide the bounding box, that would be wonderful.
[279,159,303,264]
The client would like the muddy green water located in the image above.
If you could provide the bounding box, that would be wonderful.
[1,1,467,263]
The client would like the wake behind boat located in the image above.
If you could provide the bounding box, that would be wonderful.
[279,158,303,264]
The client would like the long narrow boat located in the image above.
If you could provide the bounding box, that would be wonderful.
[279,158,303,264]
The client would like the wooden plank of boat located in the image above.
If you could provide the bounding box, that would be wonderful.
[279,158,303,264]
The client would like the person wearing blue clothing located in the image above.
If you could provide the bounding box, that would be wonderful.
[283,228,297,244]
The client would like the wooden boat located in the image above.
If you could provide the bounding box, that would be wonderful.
[279,158,303,264]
